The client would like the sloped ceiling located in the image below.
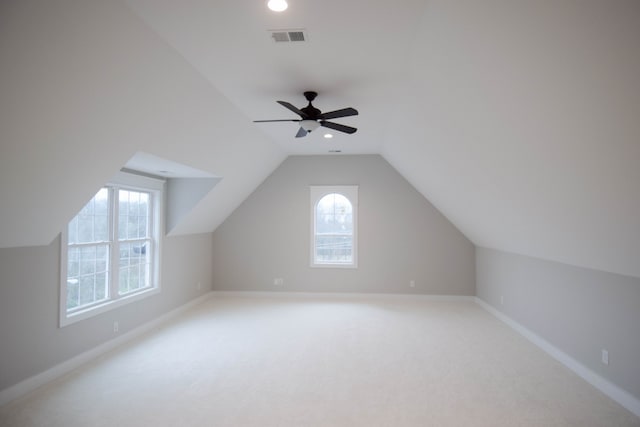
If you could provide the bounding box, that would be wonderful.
[383,1,640,278]
[1,1,639,278]
[0,0,285,248]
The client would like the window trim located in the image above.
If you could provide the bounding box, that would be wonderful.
[59,171,164,327]
[310,185,358,268]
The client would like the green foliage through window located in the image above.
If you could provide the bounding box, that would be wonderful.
[65,185,154,312]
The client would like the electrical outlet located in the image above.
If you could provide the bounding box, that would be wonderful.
[602,349,609,365]
[409,280,416,288]
[197,282,202,291]
[500,295,504,305]
[274,278,284,286]
[113,321,119,334]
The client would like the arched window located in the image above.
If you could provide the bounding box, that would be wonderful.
[310,186,358,267]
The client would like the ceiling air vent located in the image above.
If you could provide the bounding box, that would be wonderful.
[270,29,307,43]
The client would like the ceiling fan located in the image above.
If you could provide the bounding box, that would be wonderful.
[254,91,358,138]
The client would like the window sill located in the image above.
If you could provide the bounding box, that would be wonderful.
[310,262,358,269]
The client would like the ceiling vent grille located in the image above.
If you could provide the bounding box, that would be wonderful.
[270,29,307,43]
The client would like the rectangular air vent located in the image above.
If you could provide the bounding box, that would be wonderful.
[269,29,307,43]
[288,31,305,42]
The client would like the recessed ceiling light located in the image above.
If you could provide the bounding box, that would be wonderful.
[267,0,288,12]
[323,133,333,139]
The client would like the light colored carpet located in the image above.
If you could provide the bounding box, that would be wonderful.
[1,295,638,427]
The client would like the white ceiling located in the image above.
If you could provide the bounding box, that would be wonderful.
[1,0,639,278]
[125,152,217,178]
[124,0,640,278]
[124,0,429,155]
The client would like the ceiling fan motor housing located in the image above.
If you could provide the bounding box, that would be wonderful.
[301,105,321,119]
[301,91,321,119]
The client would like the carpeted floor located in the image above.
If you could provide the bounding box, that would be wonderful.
[1,294,638,426]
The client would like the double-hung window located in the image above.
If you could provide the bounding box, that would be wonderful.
[310,185,358,268]
[60,172,163,326]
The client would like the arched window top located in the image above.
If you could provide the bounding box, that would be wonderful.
[310,186,358,268]
[315,193,353,235]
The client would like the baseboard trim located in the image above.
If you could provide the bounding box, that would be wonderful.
[212,290,476,301]
[0,292,214,408]
[474,297,640,418]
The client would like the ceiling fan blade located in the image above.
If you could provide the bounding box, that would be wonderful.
[277,101,309,119]
[295,127,308,138]
[320,121,357,134]
[318,107,359,120]
[253,119,300,123]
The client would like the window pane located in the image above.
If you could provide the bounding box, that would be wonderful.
[316,194,353,234]
[315,235,353,263]
[66,279,79,310]
[78,276,96,306]
[68,217,78,245]
[137,215,148,239]
[67,244,109,311]
[118,207,128,241]
[119,190,150,240]
[118,190,129,240]
[139,193,149,217]
[315,193,354,264]
[79,247,96,275]
[95,273,107,300]
[76,274,107,309]
[69,188,109,244]
[119,267,129,295]
[67,247,79,277]
[118,241,150,294]
[77,216,94,243]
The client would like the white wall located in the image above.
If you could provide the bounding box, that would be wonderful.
[0,0,284,249]
[212,155,475,295]
[0,232,213,392]
[476,247,640,402]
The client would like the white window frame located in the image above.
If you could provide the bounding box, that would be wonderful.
[59,171,164,327]
[310,185,358,268]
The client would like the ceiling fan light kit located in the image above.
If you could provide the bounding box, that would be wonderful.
[254,91,358,138]
[300,120,320,132]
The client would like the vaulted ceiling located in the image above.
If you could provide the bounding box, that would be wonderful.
[1,0,639,278]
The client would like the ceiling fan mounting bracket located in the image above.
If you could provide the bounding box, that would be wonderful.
[304,91,318,102]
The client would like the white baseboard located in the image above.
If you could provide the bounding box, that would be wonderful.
[0,292,214,408]
[212,290,476,302]
[474,297,640,418]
